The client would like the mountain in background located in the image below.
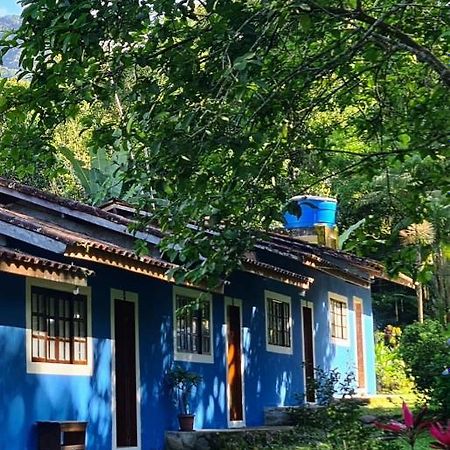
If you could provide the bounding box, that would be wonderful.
[0,15,21,78]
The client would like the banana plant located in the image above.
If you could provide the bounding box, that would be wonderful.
[59,146,133,205]
[338,218,366,250]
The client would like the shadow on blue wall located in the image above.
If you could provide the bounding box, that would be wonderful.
[0,256,376,450]
[0,328,112,450]
[0,272,112,450]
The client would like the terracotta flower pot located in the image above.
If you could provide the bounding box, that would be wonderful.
[178,414,195,431]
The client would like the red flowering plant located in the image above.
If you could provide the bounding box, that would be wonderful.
[430,421,450,449]
[375,402,428,449]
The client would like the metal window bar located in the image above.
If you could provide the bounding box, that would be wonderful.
[267,298,290,347]
[176,295,211,355]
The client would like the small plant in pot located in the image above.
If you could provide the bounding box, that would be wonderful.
[166,364,203,431]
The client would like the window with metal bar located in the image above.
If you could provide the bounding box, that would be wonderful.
[31,286,88,364]
[175,294,211,355]
[267,297,291,348]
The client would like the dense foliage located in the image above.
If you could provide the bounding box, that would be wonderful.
[374,330,414,394]
[0,0,449,291]
[400,320,450,418]
[291,400,403,450]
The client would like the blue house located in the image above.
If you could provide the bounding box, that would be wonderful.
[0,178,385,449]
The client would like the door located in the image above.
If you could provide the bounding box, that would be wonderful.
[354,299,366,389]
[302,304,315,402]
[114,298,138,447]
[226,299,245,426]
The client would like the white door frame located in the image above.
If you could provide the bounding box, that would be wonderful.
[224,297,246,428]
[111,289,142,450]
[301,300,316,403]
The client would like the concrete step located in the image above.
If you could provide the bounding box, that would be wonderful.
[264,406,297,426]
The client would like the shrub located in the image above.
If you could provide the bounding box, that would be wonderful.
[384,324,402,349]
[291,400,403,450]
[374,331,415,394]
[302,366,357,406]
[375,402,429,449]
[291,367,403,450]
[400,320,450,417]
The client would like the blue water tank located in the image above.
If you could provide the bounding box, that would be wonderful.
[283,195,337,230]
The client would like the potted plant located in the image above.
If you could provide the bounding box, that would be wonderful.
[166,364,203,431]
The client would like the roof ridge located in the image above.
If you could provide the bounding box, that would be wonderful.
[0,177,162,234]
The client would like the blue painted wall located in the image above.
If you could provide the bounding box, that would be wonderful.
[0,271,112,450]
[0,255,376,450]
[225,272,305,426]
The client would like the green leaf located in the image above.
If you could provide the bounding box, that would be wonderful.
[126,116,134,134]
[58,146,91,193]
[338,218,366,249]
[299,14,312,31]
[164,183,173,195]
[233,53,255,71]
[398,133,411,149]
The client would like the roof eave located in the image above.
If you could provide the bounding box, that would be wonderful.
[0,248,94,286]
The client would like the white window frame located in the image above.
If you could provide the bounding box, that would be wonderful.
[265,290,293,355]
[328,292,349,346]
[25,277,93,376]
[173,286,214,364]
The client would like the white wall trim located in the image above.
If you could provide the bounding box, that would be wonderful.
[353,296,367,393]
[224,297,246,428]
[173,286,214,364]
[264,290,293,355]
[300,299,316,403]
[25,277,93,376]
[328,292,350,347]
[111,289,141,450]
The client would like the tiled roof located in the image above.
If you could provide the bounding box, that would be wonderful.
[242,257,313,285]
[0,246,94,277]
[266,231,383,273]
[0,177,383,283]
[0,206,175,270]
[0,177,163,238]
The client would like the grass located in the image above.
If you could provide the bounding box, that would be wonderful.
[361,393,421,417]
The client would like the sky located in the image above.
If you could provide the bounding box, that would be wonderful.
[0,0,22,16]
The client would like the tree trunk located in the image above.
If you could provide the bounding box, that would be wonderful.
[433,247,450,326]
[416,282,424,323]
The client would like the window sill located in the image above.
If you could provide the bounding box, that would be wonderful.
[27,359,93,376]
[174,351,214,364]
[331,337,350,347]
[266,343,293,355]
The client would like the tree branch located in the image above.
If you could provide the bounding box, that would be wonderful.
[308,2,450,87]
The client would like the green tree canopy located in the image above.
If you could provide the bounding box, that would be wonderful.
[1,0,449,288]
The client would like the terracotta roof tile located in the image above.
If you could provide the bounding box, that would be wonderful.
[0,206,175,270]
[0,246,94,277]
[0,177,163,237]
[266,231,383,273]
[0,177,383,278]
